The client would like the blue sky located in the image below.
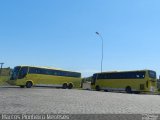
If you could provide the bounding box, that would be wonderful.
[0,0,160,77]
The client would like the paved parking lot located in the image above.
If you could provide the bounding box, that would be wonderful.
[0,86,160,114]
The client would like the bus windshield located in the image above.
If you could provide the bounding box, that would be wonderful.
[149,70,156,79]
[10,66,28,80]
[91,74,98,85]
[18,67,28,79]
[10,66,21,80]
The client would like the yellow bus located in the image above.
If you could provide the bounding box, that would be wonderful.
[9,66,81,89]
[91,70,157,93]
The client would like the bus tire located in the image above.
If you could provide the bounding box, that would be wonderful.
[20,86,25,88]
[104,89,108,92]
[62,83,68,89]
[68,83,73,89]
[26,81,33,88]
[134,91,140,94]
[95,85,100,91]
[125,86,132,93]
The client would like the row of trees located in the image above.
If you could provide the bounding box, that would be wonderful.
[0,68,11,76]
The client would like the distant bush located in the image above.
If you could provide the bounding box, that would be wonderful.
[82,76,92,83]
[0,68,11,76]
[0,68,11,85]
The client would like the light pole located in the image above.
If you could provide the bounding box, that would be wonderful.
[0,63,4,75]
[95,32,104,73]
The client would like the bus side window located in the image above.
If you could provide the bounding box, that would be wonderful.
[29,67,37,74]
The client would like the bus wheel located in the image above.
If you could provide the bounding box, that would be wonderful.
[125,86,132,93]
[68,83,73,89]
[134,91,140,94]
[20,86,25,88]
[104,89,108,92]
[95,85,100,91]
[26,81,33,88]
[62,83,68,89]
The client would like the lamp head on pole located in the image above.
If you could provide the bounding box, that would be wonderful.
[0,63,4,67]
[95,32,99,35]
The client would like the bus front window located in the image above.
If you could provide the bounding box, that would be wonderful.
[91,74,97,85]
[18,67,28,79]
[10,67,20,80]
[149,70,156,79]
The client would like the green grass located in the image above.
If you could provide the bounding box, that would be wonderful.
[0,68,11,86]
[0,76,10,86]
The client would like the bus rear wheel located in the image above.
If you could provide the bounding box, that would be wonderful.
[26,81,33,88]
[125,86,132,93]
[134,91,140,94]
[104,89,108,92]
[62,83,68,89]
[68,83,73,89]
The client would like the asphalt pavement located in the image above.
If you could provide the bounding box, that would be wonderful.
[0,86,160,115]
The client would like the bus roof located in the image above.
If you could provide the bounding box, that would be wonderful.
[15,65,81,73]
[94,69,154,74]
